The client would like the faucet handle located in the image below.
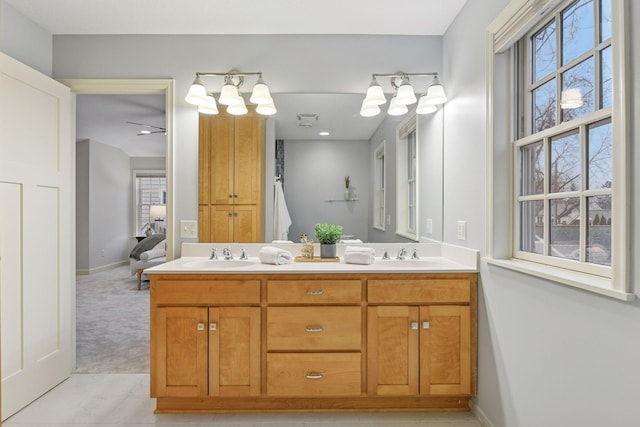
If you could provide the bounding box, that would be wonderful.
[223,247,233,260]
[382,248,390,260]
[411,248,419,260]
[209,248,218,260]
[240,248,248,260]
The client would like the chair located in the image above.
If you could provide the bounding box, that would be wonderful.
[129,236,166,290]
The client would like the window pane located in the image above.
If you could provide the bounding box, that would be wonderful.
[408,207,415,231]
[600,0,611,42]
[550,131,581,193]
[601,46,612,108]
[549,197,581,260]
[587,195,611,265]
[588,119,612,190]
[533,78,557,132]
[408,181,415,205]
[532,20,557,82]
[520,200,544,254]
[561,57,595,122]
[521,141,545,196]
[562,0,595,66]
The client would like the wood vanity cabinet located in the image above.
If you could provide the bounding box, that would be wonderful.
[150,272,476,413]
[151,277,261,399]
[198,109,264,243]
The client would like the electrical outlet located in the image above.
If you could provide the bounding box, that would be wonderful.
[457,221,467,241]
[180,220,198,238]
[426,218,433,234]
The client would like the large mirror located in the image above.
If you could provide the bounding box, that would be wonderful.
[262,92,444,244]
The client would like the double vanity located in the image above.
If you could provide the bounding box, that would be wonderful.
[146,242,478,413]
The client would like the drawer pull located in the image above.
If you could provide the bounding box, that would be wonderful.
[305,372,324,379]
[305,289,325,296]
[305,325,324,333]
[410,322,419,330]
[210,323,218,331]
[197,323,205,331]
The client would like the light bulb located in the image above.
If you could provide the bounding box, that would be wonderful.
[185,76,208,106]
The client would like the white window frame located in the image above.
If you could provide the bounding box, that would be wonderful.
[132,170,166,235]
[396,114,419,241]
[485,0,632,301]
[373,141,386,231]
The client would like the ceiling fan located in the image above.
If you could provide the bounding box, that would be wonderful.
[126,121,166,136]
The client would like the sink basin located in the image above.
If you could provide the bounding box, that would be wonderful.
[376,259,435,269]
[184,259,256,269]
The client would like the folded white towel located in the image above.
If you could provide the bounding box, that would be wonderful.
[271,240,294,244]
[259,246,293,265]
[344,246,375,265]
[340,239,363,244]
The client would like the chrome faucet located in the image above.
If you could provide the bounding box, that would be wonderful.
[396,248,407,260]
[239,248,248,260]
[222,247,233,260]
[411,248,419,260]
[382,248,390,260]
[209,248,218,260]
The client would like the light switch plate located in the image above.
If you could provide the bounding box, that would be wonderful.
[457,221,467,241]
[180,220,198,239]
[426,218,433,234]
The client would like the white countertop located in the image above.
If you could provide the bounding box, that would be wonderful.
[145,242,478,274]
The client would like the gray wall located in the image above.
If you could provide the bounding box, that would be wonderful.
[283,139,370,242]
[0,1,51,75]
[76,139,132,272]
[444,1,640,427]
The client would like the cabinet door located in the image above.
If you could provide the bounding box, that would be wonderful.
[208,113,235,205]
[234,112,262,205]
[233,204,259,242]
[155,307,208,397]
[420,306,471,396]
[209,307,261,397]
[367,306,419,396]
[210,205,234,242]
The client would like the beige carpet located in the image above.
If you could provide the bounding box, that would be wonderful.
[75,265,149,373]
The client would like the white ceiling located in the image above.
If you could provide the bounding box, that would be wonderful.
[7,0,467,155]
[5,0,467,36]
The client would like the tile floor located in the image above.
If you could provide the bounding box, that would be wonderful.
[4,374,483,427]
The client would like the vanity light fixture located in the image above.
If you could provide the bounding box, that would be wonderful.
[560,87,583,109]
[185,71,276,116]
[360,72,447,117]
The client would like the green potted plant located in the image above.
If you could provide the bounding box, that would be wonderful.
[314,223,343,258]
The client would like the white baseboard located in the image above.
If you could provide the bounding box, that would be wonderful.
[470,400,496,427]
[76,260,128,275]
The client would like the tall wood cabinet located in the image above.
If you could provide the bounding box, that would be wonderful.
[198,108,264,242]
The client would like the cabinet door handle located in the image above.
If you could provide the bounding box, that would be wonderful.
[210,323,218,331]
[422,321,430,329]
[305,372,324,379]
[228,194,233,198]
[305,289,324,296]
[305,325,324,333]
[228,212,233,217]
[233,194,238,198]
[233,212,238,216]
[410,322,419,330]
[197,323,205,331]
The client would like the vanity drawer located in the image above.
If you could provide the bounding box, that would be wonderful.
[267,280,361,304]
[154,279,261,305]
[267,353,361,396]
[267,307,361,350]
[367,279,471,304]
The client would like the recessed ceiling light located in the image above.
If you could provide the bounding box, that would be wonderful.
[140,130,151,135]
[319,131,330,136]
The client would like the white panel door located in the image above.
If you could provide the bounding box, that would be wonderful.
[0,52,72,420]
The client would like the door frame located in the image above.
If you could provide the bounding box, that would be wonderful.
[59,79,175,262]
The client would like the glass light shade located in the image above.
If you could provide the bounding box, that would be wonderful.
[227,97,248,115]
[395,79,417,105]
[256,101,277,115]
[365,78,387,105]
[387,95,408,116]
[198,94,219,115]
[360,99,381,117]
[416,95,437,114]
[149,205,166,220]
[250,77,273,104]
[560,88,583,109]
[218,81,241,105]
[184,77,208,106]
[424,77,447,105]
